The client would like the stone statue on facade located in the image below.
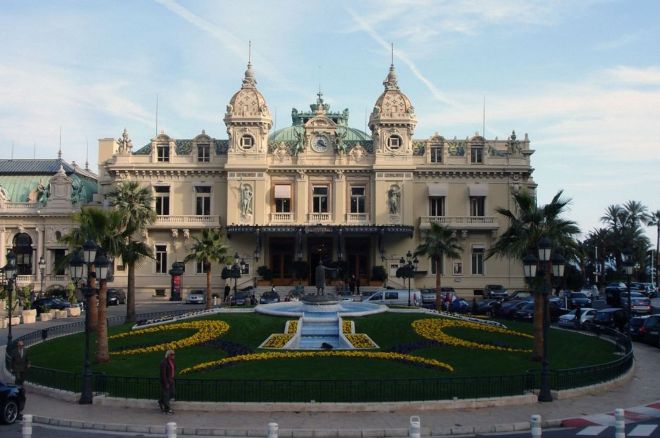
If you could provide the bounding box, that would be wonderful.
[240,184,253,216]
[388,186,400,215]
[117,128,133,154]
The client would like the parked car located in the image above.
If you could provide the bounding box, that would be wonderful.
[629,315,652,341]
[484,284,508,299]
[629,297,653,315]
[0,380,25,424]
[605,286,626,307]
[505,290,533,301]
[420,287,456,308]
[558,307,597,329]
[497,300,532,319]
[230,290,250,306]
[259,290,281,304]
[31,297,71,315]
[186,289,205,304]
[638,314,660,347]
[107,288,126,305]
[566,292,592,309]
[585,308,627,331]
[513,298,565,323]
[447,297,470,313]
[474,299,501,315]
[364,289,422,306]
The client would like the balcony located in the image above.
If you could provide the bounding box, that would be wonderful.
[153,215,221,228]
[346,213,370,224]
[270,212,294,223]
[419,216,499,231]
[307,213,332,223]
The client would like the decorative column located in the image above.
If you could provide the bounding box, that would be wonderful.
[0,226,6,266]
[36,227,44,284]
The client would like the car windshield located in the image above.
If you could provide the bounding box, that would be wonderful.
[571,293,587,298]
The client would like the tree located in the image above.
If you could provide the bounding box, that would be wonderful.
[183,229,230,310]
[487,190,580,361]
[106,181,156,322]
[646,210,660,286]
[414,222,462,311]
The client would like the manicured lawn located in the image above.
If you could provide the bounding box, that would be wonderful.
[28,311,618,380]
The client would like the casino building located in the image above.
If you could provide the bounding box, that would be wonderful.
[93,60,536,298]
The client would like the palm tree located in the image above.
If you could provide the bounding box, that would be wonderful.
[487,189,580,360]
[62,206,125,363]
[646,210,660,286]
[183,229,230,310]
[414,222,462,310]
[106,181,156,322]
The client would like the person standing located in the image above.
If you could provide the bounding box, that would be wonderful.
[11,340,30,386]
[349,275,356,295]
[158,350,176,414]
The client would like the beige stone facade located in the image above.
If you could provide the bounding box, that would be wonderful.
[96,62,536,298]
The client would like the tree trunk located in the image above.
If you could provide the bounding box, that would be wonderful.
[205,267,212,310]
[435,258,443,311]
[126,262,136,322]
[96,279,110,363]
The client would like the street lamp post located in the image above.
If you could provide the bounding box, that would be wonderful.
[399,250,419,307]
[2,250,18,351]
[38,256,46,297]
[523,237,565,403]
[622,249,634,328]
[70,240,109,405]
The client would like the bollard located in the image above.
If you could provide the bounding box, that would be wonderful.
[530,414,542,438]
[267,422,279,438]
[22,414,32,438]
[213,296,218,306]
[409,415,421,438]
[615,408,625,438]
[166,421,177,438]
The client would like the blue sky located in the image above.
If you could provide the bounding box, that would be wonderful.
[1,0,659,238]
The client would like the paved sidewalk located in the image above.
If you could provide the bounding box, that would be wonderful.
[16,342,660,437]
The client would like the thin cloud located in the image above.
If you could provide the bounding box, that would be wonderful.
[346,7,453,106]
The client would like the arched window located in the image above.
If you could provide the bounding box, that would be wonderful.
[13,233,33,275]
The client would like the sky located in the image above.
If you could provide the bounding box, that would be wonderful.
[1,0,659,239]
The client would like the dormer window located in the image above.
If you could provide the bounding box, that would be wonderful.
[387,135,402,150]
[197,144,210,162]
[240,135,254,150]
[157,144,170,162]
[430,145,442,163]
[470,145,483,164]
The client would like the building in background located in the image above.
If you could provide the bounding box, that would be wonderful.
[95,60,536,299]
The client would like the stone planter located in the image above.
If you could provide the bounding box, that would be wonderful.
[9,316,21,326]
[22,309,37,324]
[0,317,7,329]
[39,312,53,322]
[55,309,68,319]
[68,306,81,317]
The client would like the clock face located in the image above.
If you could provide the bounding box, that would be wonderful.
[312,135,329,152]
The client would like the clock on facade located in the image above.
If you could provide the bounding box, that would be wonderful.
[311,135,329,152]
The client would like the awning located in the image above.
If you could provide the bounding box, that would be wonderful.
[274,185,291,198]
[427,183,448,197]
[468,184,488,196]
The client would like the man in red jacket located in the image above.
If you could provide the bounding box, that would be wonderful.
[158,350,176,414]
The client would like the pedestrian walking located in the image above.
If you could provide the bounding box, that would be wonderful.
[11,340,30,386]
[349,275,356,295]
[224,284,231,304]
[158,349,176,414]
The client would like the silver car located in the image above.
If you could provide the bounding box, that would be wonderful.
[186,289,206,304]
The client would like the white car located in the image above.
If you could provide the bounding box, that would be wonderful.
[558,307,596,328]
[186,289,206,304]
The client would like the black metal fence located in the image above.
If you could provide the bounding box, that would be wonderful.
[17,314,635,403]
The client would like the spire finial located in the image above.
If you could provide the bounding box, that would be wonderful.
[242,41,256,88]
[58,126,62,159]
[248,40,252,65]
[391,42,394,66]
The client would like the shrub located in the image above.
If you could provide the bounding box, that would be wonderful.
[371,265,387,282]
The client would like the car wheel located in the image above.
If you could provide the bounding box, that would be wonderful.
[1,399,19,424]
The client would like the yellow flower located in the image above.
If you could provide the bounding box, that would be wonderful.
[109,320,229,355]
[411,318,532,353]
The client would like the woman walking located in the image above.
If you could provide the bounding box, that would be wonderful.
[158,349,176,414]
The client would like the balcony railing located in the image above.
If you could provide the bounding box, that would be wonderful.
[419,216,499,230]
[346,213,370,224]
[153,215,221,228]
[307,213,332,223]
[270,212,293,223]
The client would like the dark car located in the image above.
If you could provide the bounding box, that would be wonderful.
[567,292,592,309]
[605,285,627,307]
[31,297,71,315]
[484,284,508,299]
[639,314,660,347]
[448,297,470,313]
[230,290,250,306]
[505,290,533,301]
[420,287,455,308]
[497,300,532,319]
[107,288,126,306]
[513,298,565,323]
[629,315,652,341]
[259,290,281,304]
[474,299,501,315]
[586,308,627,331]
[0,380,25,424]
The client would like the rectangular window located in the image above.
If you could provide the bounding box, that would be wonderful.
[313,186,328,213]
[195,186,211,215]
[430,256,443,275]
[429,196,445,217]
[155,245,167,274]
[274,185,291,213]
[350,187,366,213]
[430,146,442,163]
[470,196,485,217]
[470,146,483,164]
[197,144,210,162]
[155,186,170,216]
[157,144,170,162]
[471,247,485,275]
[196,261,208,274]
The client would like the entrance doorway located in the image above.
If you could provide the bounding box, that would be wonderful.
[269,237,295,286]
[346,237,370,285]
[307,236,333,286]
